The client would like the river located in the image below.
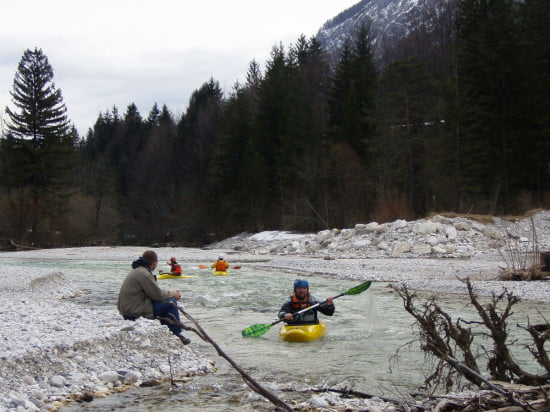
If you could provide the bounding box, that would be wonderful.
[2,256,546,411]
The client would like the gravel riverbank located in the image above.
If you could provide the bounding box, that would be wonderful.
[1,210,549,411]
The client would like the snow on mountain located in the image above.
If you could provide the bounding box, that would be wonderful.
[316,0,454,62]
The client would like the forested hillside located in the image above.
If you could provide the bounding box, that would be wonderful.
[1,0,549,248]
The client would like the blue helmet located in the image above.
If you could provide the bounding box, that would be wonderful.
[294,279,309,289]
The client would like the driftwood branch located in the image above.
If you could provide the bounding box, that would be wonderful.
[158,305,293,412]
[394,279,550,410]
[9,239,39,250]
[443,355,532,411]
[282,386,402,405]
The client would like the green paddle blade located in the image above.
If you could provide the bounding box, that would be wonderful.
[344,280,372,295]
[242,323,273,337]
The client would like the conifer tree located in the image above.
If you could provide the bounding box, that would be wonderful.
[1,47,77,240]
[326,26,378,224]
[328,25,377,159]
[455,0,521,213]
[378,56,439,217]
[516,0,550,206]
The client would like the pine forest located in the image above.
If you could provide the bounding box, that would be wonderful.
[0,0,549,247]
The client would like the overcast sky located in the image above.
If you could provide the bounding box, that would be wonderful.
[0,0,358,136]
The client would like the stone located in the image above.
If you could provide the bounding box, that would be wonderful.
[352,239,371,248]
[393,241,411,254]
[49,376,65,388]
[30,389,46,401]
[432,215,451,225]
[22,375,35,385]
[338,243,352,251]
[427,236,439,246]
[482,227,503,240]
[377,242,389,250]
[445,244,457,253]
[310,395,330,408]
[98,371,120,383]
[355,222,379,235]
[445,226,457,240]
[415,222,438,235]
[412,244,432,255]
[392,219,408,229]
[453,221,472,231]
[124,371,141,383]
[341,229,355,240]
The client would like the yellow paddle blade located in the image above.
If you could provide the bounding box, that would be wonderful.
[198,265,208,269]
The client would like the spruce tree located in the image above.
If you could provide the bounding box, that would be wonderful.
[1,47,77,240]
[455,0,521,213]
[378,57,439,217]
[517,0,550,206]
[328,25,377,159]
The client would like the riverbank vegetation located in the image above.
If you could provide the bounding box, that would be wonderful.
[1,0,549,248]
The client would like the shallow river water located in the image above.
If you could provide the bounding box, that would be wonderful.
[5,257,547,411]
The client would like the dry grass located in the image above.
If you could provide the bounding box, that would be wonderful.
[429,211,496,224]
[428,208,545,224]
[499,267,549,281]
[372,189,414,223]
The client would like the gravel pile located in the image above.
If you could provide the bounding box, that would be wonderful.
[0,267,214,411]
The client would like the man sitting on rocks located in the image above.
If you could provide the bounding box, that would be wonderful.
[117,250,191,345]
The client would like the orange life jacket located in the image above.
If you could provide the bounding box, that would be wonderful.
[168,261,182,274]
[291,293,311,311]
[215,260,228,272]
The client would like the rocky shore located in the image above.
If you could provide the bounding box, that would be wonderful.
[1,210,549,411]
[0,267,215,411]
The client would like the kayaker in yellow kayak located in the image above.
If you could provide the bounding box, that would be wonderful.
[211,255,229,272]
[278,279,334,325]
[167,257,183,276]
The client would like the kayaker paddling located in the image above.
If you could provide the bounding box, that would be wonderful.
[242,280,370,339]
[167,257,183,276]
[211,254,230,276]
[278,279,335,325]
[211,255,229,272]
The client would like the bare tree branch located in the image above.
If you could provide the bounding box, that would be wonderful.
[158,305,293,412]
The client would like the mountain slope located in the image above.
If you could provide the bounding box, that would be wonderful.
[316,0,456,63]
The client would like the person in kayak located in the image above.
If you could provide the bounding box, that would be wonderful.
[211,254,229,272]
[167,257,182,276]
[278,279,334,325]
[117,250,191,345]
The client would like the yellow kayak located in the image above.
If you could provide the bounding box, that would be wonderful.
[157,273,197,279]
[212,269,229,276]
[279,322,326,342]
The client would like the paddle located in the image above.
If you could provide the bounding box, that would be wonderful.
[241,280,372,337]
[199,264,241,269]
